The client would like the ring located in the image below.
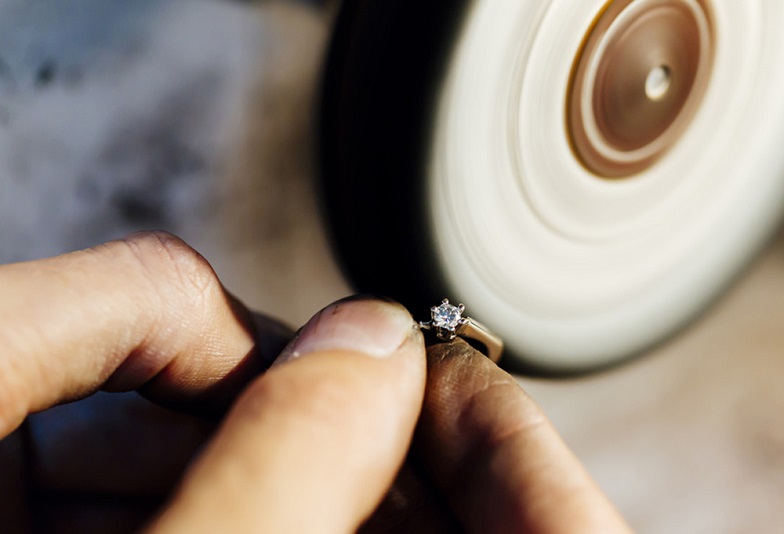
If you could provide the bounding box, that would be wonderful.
[419,298,504,363]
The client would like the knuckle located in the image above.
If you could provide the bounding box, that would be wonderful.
[119,231,220,306]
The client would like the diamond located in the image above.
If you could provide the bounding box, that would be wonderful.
[431,300,463,332]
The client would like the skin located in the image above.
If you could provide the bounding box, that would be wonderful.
[0,231,631,533]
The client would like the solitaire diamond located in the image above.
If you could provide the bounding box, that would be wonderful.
[419,298,469,341]
[431,299,464,332]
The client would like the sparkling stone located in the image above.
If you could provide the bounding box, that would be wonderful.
[432,301,462,331]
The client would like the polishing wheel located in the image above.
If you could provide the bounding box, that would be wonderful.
[320,0,784,374]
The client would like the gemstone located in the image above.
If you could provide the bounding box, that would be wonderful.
[432,300,462,331]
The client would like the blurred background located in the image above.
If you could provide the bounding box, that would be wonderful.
[1,0,783,532]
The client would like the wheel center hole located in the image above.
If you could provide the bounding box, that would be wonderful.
[645,65,672,101]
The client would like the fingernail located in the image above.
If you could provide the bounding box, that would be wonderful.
[275,296,420,363]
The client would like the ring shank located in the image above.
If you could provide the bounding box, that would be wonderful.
[457,318,504,363]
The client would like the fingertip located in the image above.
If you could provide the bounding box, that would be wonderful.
[275,295,423,364]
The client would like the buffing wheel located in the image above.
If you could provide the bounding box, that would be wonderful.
[320,0,784,374]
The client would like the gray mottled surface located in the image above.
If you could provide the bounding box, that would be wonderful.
[1,1,783,533]
[0,0,348,321]
[1,0,237,258]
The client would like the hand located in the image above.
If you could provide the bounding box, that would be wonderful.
[0,232,630,533]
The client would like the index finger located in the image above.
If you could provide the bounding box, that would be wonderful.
[0,231,292,437]
[415,340,631,533]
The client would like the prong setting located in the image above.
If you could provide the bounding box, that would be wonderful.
[418,298,504,362]
[421,298,466,341]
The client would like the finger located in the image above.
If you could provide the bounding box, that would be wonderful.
[149,297,426,534]
[416,340,631,534]
[0,231,292,437]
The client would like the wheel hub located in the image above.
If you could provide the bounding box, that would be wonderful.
[567,0,715,178]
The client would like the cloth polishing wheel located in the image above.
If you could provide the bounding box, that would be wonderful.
[319,0,784,374]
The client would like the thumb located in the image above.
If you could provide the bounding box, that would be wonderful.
[149,296,426,534]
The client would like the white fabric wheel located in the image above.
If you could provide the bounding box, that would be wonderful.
[429,0,784,371]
